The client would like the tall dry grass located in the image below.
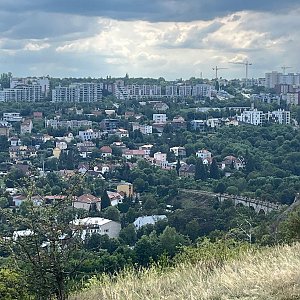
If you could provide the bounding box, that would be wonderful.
[71,243,300,300]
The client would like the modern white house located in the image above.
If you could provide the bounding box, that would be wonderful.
[73,217,121,239]
[196,149,212,160]
[153,113,167,123]
[134,215,167,230]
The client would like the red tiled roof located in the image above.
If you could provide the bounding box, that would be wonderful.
[76,194,101,203]
[100,146,112,153]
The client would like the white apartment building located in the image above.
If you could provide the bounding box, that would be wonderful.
[3,113,23,122]
[267,109,291,124]
[52,83,102,102]
[46,119,92,129]
[113,84,129,100]
[127,84,162,99]
[196,149,212,160]
[178,85,192,97]
[78,129,102,141]
[0,84,42,102]
[132,123,153,134]
[166,85,178,97]
[237,109,265,125]
[10,77,50,95]
[286,92,300,105]
[237,109,290,125]
[139,144,153,155]
[170,146,186,157]
[265,71,300,88]
[154,152,167,162]
[20,119,33,135]
[192,84,213,98]
[153,114,167,123]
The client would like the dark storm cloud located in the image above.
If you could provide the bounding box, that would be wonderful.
[0,0,299,21]
[0,11,98,40]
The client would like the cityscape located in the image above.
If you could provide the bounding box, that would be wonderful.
[1,1,300,299]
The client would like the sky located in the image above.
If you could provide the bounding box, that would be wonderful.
[0,0,300,80]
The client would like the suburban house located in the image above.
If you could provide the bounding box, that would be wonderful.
[73,217,121,239]
[139,144,153,155]
[78,163,89,174]
[152,122,166,133]
[33,111,43,119]
[115,128,129,138]
[100,146,113,158]
[221,156,245,170]
[0,124,11,137]
[73,194,101,211]
[196,149,212,160]
[153,113,167,123]
[117,182,134,197]
[179,164,195,177]
[153,102,169,111]
[52,147,61,158]
[77,141,96,158]
[9,146,37,160]
[107,191,124,206]
[133,215,167,230]
[13,195,27,206]
[132,123,153,134]
[56,141,68,150]
[20,119,33,135]
[78,129,102,141]
[153,152,167,162]
[9,137,22,146]
[170,146,186,158]
[171,116,187,130]
[122,149,147,160]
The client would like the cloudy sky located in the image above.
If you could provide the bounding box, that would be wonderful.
[0,0,299,79]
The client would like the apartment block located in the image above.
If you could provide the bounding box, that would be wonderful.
[192,84,213,98]
[153,114,167,123]
[52,83,102,102]
[0,84,42,102]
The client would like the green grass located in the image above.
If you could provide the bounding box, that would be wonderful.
[71,243,300,300]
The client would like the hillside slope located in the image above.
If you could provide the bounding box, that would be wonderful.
[71,243,300,300]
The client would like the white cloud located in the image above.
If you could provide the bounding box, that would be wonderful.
[1,9,300,79]
[24,41,50,51]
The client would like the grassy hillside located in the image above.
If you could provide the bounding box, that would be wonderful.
[71,243,300,300]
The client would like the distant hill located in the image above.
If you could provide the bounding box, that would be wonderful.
[71,243,300,300]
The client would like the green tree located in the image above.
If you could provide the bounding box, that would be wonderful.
[103,206,120,222]
[134,233,161,266]
[0,197,9,209]
[101,190,111,210]
[185,220,201,241]
[159,226,190,256]
[0,268,30,300]
[194,158,207,181]
[133,178,148,193]
[209,158,220,179]
[0,136,9,152]
[245,150,255,174]
[279,207,300,242]
[0,175,86,300]
[176,159,181,176]
[119,224,137,246]
[214,182,226,194]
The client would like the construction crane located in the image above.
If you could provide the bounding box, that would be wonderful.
[212,66,227,79]
[230,60,252,86]
[281,66,292,75]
